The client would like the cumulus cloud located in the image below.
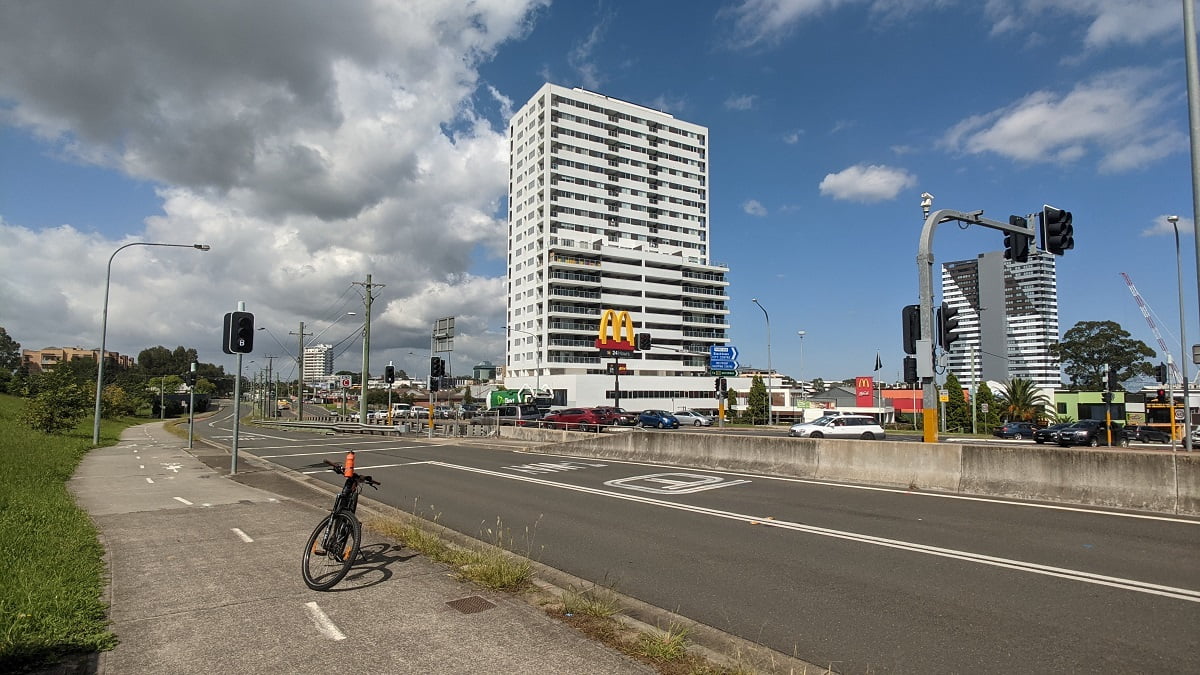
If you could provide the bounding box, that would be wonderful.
[985,0,1178,49]
[1141,215,1195,238]
[725,94,758,111]
[940,67,1182,173]
[743,199,768,216]
[0,0,551,371]
[818,164,917,202]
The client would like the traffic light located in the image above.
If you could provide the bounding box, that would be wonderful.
[937,302,961,350]
[430,357,444,377]
[1004,216,1031,263]
[222,311,254,354]
[1106,364,1119,391]
[901,304,920,355]
[1156,362,1169,383]
[714,376,727,393]
[430,377,440,392]
[184,372,196,386]
[384,365,395,384]
[903,356,918,383]
[1157,388,1167,403]
[1043,205,1074,255]
[635,332,652,351]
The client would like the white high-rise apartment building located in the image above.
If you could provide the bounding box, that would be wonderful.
[941,250,1060,389]
[303,344,335,381]
[505,84,730,410]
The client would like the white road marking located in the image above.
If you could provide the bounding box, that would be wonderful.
[304,602,347,641]
[258,444,425,459]
[145,477,154,484]
[162,462,182,473]
[605,473,751,494]
[173,497,193,505]
[528,450,1200,526]
[231,528,254,543]
[422,460,1200,603]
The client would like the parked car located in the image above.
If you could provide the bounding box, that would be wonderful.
[593,406,638,426]
[788,414,885,440]
[541,407,610,432]
[992,422,1037,440]
[1057,420,1124,447]
[673,410,713,426]
[1033,423,1073,444]
[1121,425,1171,445]
[638,410,680,429]
[472,404,543,427]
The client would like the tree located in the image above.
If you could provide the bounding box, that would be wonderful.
[20,368,92,434]
[102,384,142,417]
[0,326,20,393]
[976,382,1000,432]
[747,375,768,425]
[995,377,1053,422]
[724,388,737,420]
[1056,320,1154,390]
[811,377,826,394]
[194,377,217,395]
[944,372,971,432]
[462,387,476,404]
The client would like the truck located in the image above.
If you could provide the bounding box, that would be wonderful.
[487,387,553,411]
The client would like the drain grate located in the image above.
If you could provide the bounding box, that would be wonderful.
[446,595,496,614]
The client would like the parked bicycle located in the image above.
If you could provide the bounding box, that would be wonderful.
[302,451,380,591]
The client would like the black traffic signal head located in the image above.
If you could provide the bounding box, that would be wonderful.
[901,304,920,355]
[635,332,652,351]
[1156,362,1168,383]
[384,365,395,384]
[1106,364,1119,391]
[430,357,443,377]
[223,311,254,354]
[1004,216,1031,263]
[903,356,918,383]
[937,302,961,350]
[1157,388,1167,403]
[1043,205,1074,255]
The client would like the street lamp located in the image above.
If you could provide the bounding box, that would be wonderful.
[797,330,807,410]
[1168,215,1192,450]
[505,326,542,391]
[752,298,772,426]
[93,241,210,445]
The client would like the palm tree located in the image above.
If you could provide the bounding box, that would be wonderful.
[996,377,1052,422]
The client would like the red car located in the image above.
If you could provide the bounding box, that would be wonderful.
[541,407,612,432]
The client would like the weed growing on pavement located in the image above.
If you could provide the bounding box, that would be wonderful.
[635,621,692,662]
[560,580,623,618]
[0,394,141,670]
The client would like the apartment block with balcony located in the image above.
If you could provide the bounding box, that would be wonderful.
[506,84,731,410]
[22,346,134,374]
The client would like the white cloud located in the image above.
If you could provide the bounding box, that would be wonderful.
[568,9,612,90]
[783,130,804,144]
[725,94,758,111]
[1141,215,1195,238]
[743,199,769,216]
[940,68,1183,173]
[0,0,551,370]
[985,0,1178,49]
[818,164,917,202]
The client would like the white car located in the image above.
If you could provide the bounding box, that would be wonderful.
[788,414,885,440]
[673,410,713,426]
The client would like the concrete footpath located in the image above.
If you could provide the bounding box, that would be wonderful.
[69,422,653,675]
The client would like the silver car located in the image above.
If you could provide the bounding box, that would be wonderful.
[673,410,713,426]
[788,414,885,440]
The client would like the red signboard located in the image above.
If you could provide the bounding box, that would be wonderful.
[855,376,874,407]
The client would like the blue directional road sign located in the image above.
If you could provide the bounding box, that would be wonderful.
[709,345,739,371]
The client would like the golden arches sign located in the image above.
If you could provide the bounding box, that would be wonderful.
[595,309,636,351]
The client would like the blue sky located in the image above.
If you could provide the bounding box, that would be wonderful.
[0,0,1194,385]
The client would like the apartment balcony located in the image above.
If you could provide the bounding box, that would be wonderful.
[550,287,601,301]
[549,320,597,333]
[547,304,601,317]
[551,271,602,285]
[680,285,729,299]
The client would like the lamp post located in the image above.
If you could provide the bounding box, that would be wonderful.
[797,330,806,420]
[93,241,210,445]
[506,326,542,391]
[752,298,772,426]
[297,312,357,421]
[1168,215,1193,450]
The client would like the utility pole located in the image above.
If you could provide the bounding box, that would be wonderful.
[293,321,310,422]
[353,275,383,424]
[263,355,277,418]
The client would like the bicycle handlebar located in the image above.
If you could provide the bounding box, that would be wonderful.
[321,459,381,488]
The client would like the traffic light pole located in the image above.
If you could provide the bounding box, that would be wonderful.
[918,208,1035,443]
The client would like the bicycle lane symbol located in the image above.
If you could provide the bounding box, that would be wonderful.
[602,473,749,495]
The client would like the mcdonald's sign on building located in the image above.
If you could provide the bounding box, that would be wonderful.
[595,309,636,352]
[855,376,874,407]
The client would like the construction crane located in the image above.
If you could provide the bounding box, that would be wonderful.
[1120,272,1182,384]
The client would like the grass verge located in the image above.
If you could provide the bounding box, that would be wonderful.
[0,393,143,671]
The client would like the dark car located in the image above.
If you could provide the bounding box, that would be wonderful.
[1033,423,1073,444]
[541,407,610,432]
[593,406,638,426]
[993,422,1037,440]
[1121,425,1171,445]
[1058,420,1124,447]
[638,410,680,429]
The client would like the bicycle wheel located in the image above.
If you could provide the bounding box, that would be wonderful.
[301,511,362,591]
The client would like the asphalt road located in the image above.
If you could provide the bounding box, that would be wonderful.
[193,405,1200,672]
